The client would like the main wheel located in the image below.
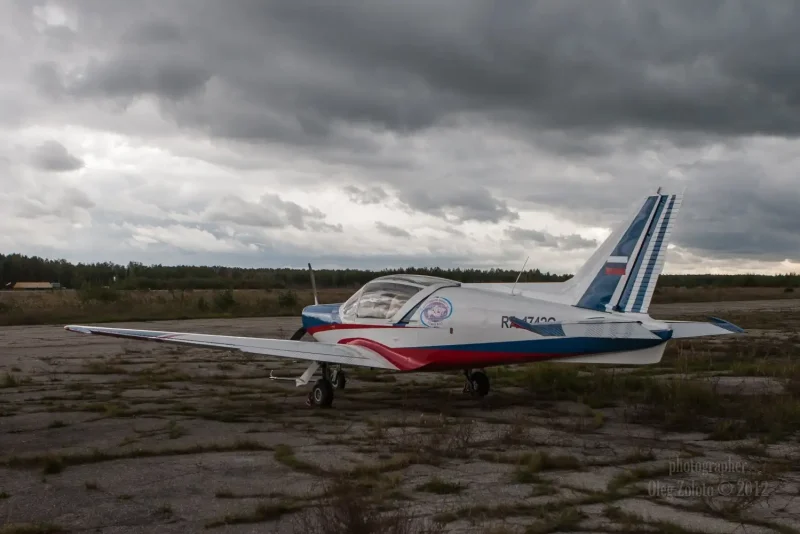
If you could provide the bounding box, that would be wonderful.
[310,379,334,407]
[331,369,347,390]
[469,371,490,397]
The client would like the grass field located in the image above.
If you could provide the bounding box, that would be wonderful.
[0,287,355,326]
[0,285,797,327]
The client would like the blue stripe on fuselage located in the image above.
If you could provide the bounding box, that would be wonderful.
[419,335,663,354]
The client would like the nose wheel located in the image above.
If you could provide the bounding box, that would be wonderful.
[463,369,490,397]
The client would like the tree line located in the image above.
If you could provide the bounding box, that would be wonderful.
[1,252,798,290]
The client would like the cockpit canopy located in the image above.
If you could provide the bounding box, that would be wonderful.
[340,274,458,321]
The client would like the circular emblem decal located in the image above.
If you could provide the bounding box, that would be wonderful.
[420,297,453,327]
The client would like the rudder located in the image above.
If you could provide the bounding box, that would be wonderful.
[615,191,683,314]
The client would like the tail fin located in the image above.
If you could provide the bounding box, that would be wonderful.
[569,189,683,314]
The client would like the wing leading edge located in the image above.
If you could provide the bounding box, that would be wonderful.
[63,325,399,370]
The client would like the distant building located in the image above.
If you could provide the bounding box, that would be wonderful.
[7,282,62,290]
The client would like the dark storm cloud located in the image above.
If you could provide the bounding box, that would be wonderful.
[29,140,84,172]
[400,187,518,223]
[672,165,800,262]
[11,0,800,265]
[35,1,800,140]
[70,57,212,102]
[344,185,389,205]
[14,187,94,220]
[375,222,411,238]
[505,227,597,251]
[204,194,337,231]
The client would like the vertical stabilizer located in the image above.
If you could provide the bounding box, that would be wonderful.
[569,189,683,314]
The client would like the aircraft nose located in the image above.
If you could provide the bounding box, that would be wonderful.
[301,303,341,330]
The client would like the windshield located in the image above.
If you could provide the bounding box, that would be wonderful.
[340,287,363,319]
[340,281,423,320]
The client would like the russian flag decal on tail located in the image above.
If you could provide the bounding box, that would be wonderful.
[604,256,628,276]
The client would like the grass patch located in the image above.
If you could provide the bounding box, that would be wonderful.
[604,506,697,534]
[167,421,188,439]
[2,373,19,388]
[2,439,272,473]
[0,525,65,534]
[708,419,749,441]
[274,444,325,476]
[42,455,64,475]
[607,464,673,494]
[415,477,465,494]
[494,353,800,441]
[83,361,126,375]
[292,478,445,534]
[478,451,582,483]
[205,500,299,528]
[527,506,584,534]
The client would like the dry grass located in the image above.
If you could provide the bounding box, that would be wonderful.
[651,286,798,304]
[491,329,800,441]
[0,287,353,326]
[1,284,795,326]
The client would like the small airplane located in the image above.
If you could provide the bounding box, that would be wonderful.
[65,188,744,407]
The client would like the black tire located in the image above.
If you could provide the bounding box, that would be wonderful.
[469,371,490,397]
[331,370,346,390]
[311,379,334,407]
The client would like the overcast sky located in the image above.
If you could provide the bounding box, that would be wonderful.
[3,0,800,274]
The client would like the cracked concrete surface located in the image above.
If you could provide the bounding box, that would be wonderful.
[1,300,799,533]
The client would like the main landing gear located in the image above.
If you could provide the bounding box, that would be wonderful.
[463,369,490,397]
[269,362,347,408]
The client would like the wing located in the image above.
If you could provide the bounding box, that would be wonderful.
[64,325,399,370]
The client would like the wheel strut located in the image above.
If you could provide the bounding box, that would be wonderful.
[463,369,490,397]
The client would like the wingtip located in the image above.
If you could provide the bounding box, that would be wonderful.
[64,325,91,334]
[708,316,746,334]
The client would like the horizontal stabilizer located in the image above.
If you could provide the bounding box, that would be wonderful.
[666,317,745,339]
[508,317,662,340]
[508,317,565,336]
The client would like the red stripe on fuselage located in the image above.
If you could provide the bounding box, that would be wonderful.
[307,323,418,335]
[337,337,578,372]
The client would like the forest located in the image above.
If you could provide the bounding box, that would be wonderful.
[2,252,798,291]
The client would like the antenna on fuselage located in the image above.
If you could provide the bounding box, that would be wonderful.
[510,256,529,296]
[308,263,318,305]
